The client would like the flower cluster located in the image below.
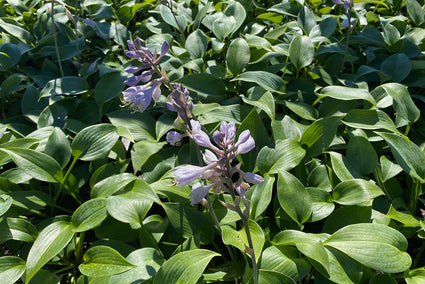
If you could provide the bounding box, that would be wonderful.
[121,39,170,112]
[174,120,263,207]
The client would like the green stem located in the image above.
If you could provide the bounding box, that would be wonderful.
[408,179,421,213]
[75,231,86,263]
[50,0,64,77]
[412,240,425,268]
[405,124,411,136]
[241,216,258,284]
[54,156,81,205]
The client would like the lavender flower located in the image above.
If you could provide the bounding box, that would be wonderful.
[167,84,192,126]
[166,131,185,146]
[122,39,170,112]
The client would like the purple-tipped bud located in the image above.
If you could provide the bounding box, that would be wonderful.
[236,134,255,155]
[235,130,251,147]
[190,120,218,150]
[167,131,184,146]
[166,102,176,111]
[161,41,170,57]
[83,18,96,28]
[124,50,139,59]
[124,66,142,73]
[124,75,142,86]
[203,150,218,165]
[140,70,153,82]
[220,121,236,143]
[244,172,264,184]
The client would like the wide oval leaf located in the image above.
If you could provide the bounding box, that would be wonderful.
[289,36,315,71]
[0,194,12,216]
[256,139,306,174]
[324,223,411,273]
[300,117,340,158]
[226,38,250,76]
[233,71,285,93]
[109,248,164,283]
[39,76,89,98]
[25,221,75,283]
[0,148,63,183]
[71,198,108,232]
[71,124,119,161]
[377,132,425,182]
[319,86,376,105]
[0,217,38,244]
[185,29,208,59]
[0,256,26,284]
[277,171,312,224]
[332,179,384,205]
[79,246,136,277]
[152,249,219,284]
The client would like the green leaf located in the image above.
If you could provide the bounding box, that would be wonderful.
[300,117,340,158]
[322,206,371,234]
[72,198,108,232]
[109,248,164,283]
[79,246,136,277]
[222,219,265,262]
[233,71,285,93]
[240,90,275,120]
[342,109,398,132]
[107,109,156,141]
[176,73,226,102]
[289,36,315,71]
[346,136,378,175]
[272,230,330,276]
[0,194,13,216]
[107,194,152,229]
[319,86,376,105]
[297,6,316,35]
[131,140,166,173]
[329,152,356,181]
[0,217,38,243]
[25,221,75,283]
[332,179,384,205]
[307,188,334,222]
[406,0,425,25]
[380,53,411,82]
[153,249,219,284]
[405,267,425,284]
[377,132,425,182]
[0,256,26,284]
[282,101,318,121]
[185,30,208,59]
[45,127,71,169]
[258,269,296,284]
[249,175,275,220]
[28,269,60,284]
[324,223,411,273]
[324,247,363,284]
[259,246,310,281]
[163,203,215,244]
[0,18,32,43]
[226,38,250,76]
[277,171,312,224]
[91,173,137,198]
[256,139,306,174]
[0,148,63,183]
[378,83,420,125]
[380,155,403,182]
[39,76,89,98]
[71,124,119,161]
[94,72,127,105]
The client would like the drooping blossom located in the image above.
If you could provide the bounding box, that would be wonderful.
[332,0,352,14]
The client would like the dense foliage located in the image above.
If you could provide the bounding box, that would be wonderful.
[0,0,425,283]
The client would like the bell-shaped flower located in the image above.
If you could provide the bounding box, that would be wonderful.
[243,172,264,184]
[166,131,185,146]
[174,165,206,189]
[189,182,218,206]
[190,120,219,151]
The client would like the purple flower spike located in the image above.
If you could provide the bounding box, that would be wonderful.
[220,121,236,144]
[244,172,264,184]
[122,85,156,112]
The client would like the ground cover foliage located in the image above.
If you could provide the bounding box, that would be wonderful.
[0,0,425,283]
